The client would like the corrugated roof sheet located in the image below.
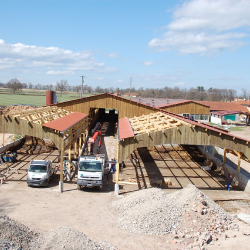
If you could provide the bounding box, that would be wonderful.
[119,117,134,139]
[42,112,88,132]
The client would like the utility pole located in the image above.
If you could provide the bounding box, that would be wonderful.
[80,76,85,98]
[129,77,132,100]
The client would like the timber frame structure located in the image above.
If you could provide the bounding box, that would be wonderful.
[1,93,250,193]
[0,106,89,151]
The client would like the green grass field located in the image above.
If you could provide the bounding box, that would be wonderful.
[0,89,91,107]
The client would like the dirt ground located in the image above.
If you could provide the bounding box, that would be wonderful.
[1,123,250,249]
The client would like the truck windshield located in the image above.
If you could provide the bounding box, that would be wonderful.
[29,165,47,173]
[79,162,102,172]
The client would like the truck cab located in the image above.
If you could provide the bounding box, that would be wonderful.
[77,154,105,190]
[27,160,54,187]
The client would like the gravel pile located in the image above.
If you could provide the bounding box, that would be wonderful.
[0,215,39,249]
[29,227,116,250]
[0,215,115,250]
[111,184,239,248]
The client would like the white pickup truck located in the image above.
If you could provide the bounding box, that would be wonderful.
[27,160,55,187]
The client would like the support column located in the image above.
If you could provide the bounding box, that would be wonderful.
[212,146,215,157]
[67,130,72,180]
[74,140,77,158]
[223,148,227,164]
[237,153,241,173]
[79,133,82,156]
[115,141,120,195]
[59,136,65,193]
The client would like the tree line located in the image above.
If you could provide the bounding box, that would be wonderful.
[0,78,249,102]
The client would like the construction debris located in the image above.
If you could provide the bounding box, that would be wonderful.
[111,184,240,248]
[0,215,116,250]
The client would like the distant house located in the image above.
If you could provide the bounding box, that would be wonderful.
[157,100,210,122]
[124,93,139,97]
[210,111,240,125]
[113,92,122,96]
[198,101,250,124]
[232,100,250,111]
[198,101,249,113]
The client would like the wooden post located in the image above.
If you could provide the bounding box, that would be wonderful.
[74,140,77,158]
[115,141,120,195]
[238,154,241,172]
[223,148,227,164]
[79,134,82,156]
[59,136,65,193]
[212,146,215,156]
[2,133,4,146]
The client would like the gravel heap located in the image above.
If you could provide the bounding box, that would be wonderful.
[111,184,239,248]
[0,215,115,250]
[0,215,38,249]
[29,227,116,250]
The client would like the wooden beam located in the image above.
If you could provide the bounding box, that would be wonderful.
[223,148,227,164]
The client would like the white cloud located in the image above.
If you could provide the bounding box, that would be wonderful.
[107,52,119,58]
[149,0,250,54]
[143,61,154,66]
[0,39,109,75]
[174,81,185,86]
[92,77,105,81]
[211,76,243,81]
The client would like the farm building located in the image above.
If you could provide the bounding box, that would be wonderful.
[210,110,240,125]
[157,100,210,122]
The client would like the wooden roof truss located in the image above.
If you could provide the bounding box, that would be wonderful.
[9,106,71,125]
[129,112,190,135]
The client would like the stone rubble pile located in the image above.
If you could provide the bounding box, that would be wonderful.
[111,184,239,249]
[0,215,38,249]
[0,215,115,250]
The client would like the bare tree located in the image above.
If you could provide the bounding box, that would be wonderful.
[242,88,248,100]
[44,84,54,91]
[73,85,81,94]
[28,82,33,89]
[56,80,68,96]
[6,78,23,94]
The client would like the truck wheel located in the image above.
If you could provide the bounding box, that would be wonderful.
[77,184,81,190]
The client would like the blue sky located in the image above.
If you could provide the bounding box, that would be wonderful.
[0,0,250,95]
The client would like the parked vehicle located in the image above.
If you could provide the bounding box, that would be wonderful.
[77,154,105,190]
[241,116,246,123]
[27,160,55,187]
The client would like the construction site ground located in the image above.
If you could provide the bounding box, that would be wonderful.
[0,149,250,249]
[1,126,250,249]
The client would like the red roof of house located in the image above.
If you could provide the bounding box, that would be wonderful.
[233,100,250,106]
[157,100,209,109]
[197,101,249,112]
[42,112,88,132]
[118,117,134,139]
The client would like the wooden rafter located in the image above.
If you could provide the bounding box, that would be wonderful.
[9,106,72,126]
[129,112,189,135]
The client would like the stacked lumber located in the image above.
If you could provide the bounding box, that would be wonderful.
[16,136,56,155]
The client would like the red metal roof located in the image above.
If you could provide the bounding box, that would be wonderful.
[119,117,134,139]
[157,100,210,109]
[42,112,88,132]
